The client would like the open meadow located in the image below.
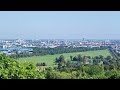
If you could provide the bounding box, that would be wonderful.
[17,49,112,66]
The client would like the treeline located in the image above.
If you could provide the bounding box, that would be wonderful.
[9,53,34,59]
[108,48,119,60]
[55,55,112,68]
[55,54,114,70]
[9,46,108,59]
[33,46,107,55]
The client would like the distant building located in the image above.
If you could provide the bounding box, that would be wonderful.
[0,45,3,48]
[3,45,7,49]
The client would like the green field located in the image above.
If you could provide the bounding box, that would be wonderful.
[17,49,112,66]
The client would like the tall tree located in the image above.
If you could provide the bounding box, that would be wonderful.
[99,55,104,60]
[106,56,111,60]
[59,55,65,62]
[70,56,73,61]
[73,56,78,61]
[77,54,82,61]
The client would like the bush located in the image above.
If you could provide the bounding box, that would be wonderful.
[105,70,120,79]
[0,54,43,79]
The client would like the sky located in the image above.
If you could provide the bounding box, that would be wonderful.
[0,11,120,39]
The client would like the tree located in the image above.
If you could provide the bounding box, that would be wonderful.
[77,54,82,61]
[99,55,104,60]
[42,62,46,66]
[59,55,65,62]
[36,63,41,66]
[73,56,78,61]
[85,65,103,76]
[0,54,44,79]
[87,56,91,59]
[105,70,120,79]
[46,71,71,79]
[93,59,100,65]
[106,56,111,60]
[94,56,99,59]
[104,65,110,71]
[66,60,71,68]
[55,58,59,63]
[109,64,115,70]
[83,56,89,65]
[70,56,73,61]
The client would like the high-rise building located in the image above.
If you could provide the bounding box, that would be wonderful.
[82,38,85,41]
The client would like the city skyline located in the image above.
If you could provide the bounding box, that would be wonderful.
[0,11,120,39]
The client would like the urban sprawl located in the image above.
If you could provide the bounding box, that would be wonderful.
[0,39,120,56]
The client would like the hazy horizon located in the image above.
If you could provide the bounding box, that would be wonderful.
[0,11,120,40]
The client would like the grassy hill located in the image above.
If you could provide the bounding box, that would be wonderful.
[17,49,112,66]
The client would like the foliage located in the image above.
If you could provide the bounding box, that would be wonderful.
[10,46,108,58]
[0,54,45,79]
[1,47,120,79]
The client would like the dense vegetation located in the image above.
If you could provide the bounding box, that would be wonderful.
[1,48,120,79]
[0,54,46,79]
[9,46,107,59]
[44,53,120,79]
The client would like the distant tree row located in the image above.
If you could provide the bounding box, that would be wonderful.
[33,46,107,56]
[9,53,34,59]
[8,46,108,59]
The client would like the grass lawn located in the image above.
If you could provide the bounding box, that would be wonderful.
[17,49,112,66]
